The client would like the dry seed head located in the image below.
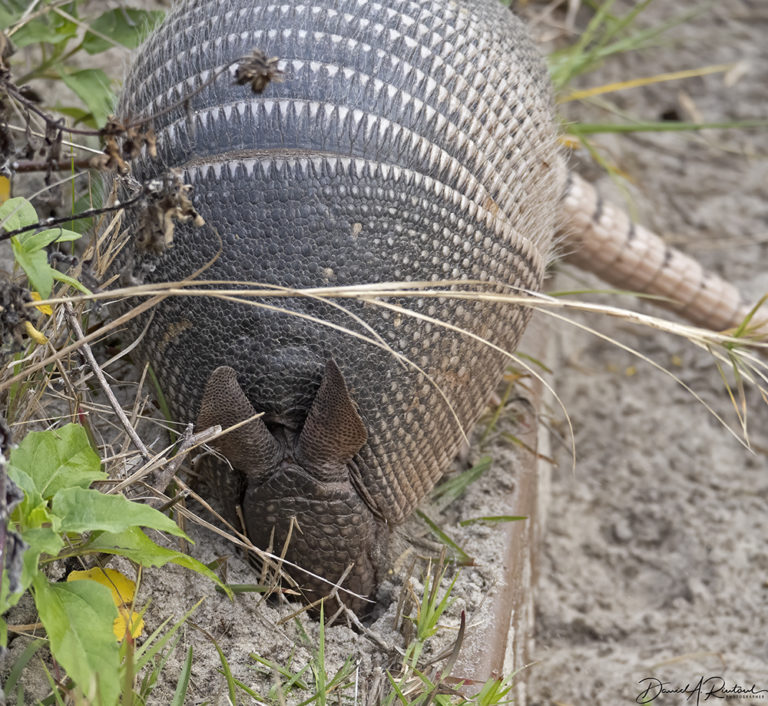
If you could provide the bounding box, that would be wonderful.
[135,170,204,254]
[235,49,284,93]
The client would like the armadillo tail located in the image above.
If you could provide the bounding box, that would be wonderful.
[559,172,768,340]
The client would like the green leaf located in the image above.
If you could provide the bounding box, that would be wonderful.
[26,505,58,533]
[431,456,493,505]
[565,119,768,137]
[59,68,115,128]
[70,179,106,234]
[7,466,44,518]
[53,269,92,295]
[19,228,81,251]
[8,424,104,500]
[134,600,202,675]
[416,511,472,565]
[8,218,86,297]
[32,575,120,706]
[9,238,52,297]
[0,7,23,30]
[2,638,45,695]
[53,487,187,538]
[83,8,164,54]
[13,527,65,605]
[9,15,78,49]
[52,105,92,125]
[0,197,38,231]
[22,526,64,558]
[88,527,232,598]
[0,524,63,626]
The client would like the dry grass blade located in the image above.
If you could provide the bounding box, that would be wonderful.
[10,281,473,444]
[539,308,765,450]
[148,476,373,604]
[558,63,738,103]
[10,278,766,470]
[63,301,151,461]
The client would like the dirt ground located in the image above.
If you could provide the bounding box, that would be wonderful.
[527,1,768,704]
[2,0,767,704]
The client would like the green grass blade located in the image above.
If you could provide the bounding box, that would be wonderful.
[4,638,45,694]
[459,515,527,527]
[211,635,238,705]
[416,511,472,565]
[134,599,202,670]
[250,653,310,690]
[170,646,194,706]
[431,456,492,505]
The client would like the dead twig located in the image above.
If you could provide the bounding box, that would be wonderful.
[64,301,151,462]
[151,422,220,492]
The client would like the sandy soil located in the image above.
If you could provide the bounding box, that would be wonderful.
[527,1,768,704]
[2,1,767,704]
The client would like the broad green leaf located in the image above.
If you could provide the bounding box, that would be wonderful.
[88,527,232,598]
[25,505,58,535]
[53,487,187,538]
[9,223,87,297]
[52,105,92,125]
[0,573,17,617]
[6,465,44,517]
[8,424,104,500]
[21,526,63,558]
[19,526,64,595]
[0,197,38,231]
[59,69,115,128]
[0,7,23,29]
[19,228,81,251]
[33,575,120,706]
[10,238,52,297]
[83,8,164,54]
[0,525,64,615]
[8,15,78,48]
[0,544,29,616]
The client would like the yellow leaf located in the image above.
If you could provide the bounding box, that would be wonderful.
[0,176,9,204]
[114,607,145,642]
[30,291,53,316]
[67,568,145,641]
[23,320,48,345]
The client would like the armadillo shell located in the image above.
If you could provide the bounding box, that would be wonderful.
[117,0,562,527]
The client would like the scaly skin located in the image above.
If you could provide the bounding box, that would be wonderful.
[560,172,768,332]
[117,0,562,608]
[114,0,765,610]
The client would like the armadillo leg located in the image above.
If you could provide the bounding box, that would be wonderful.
[559,172,768,337]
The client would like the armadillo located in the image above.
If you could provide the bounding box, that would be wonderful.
[115,0,765,610]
